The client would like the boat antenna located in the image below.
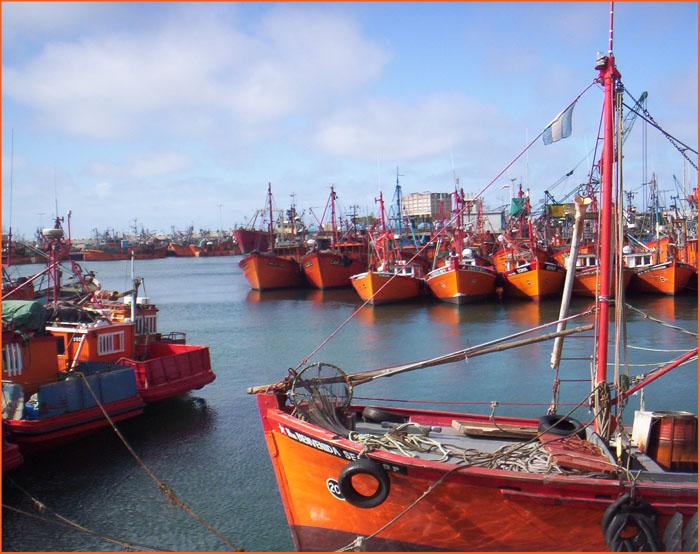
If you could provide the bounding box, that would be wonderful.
[7,129,14,265]
[608,0,614,55]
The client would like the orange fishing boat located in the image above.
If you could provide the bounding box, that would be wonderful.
[239,184,307,290]
[625,254,695,295]
[301,187,367,289]
[240,252,306,290]
[553,245,633,297]
[493,246,565,301]
[350,192,425,305]
[249,35,698,552]
[492,188,565,301]
[168,242,196,257]
[426,188,497,303]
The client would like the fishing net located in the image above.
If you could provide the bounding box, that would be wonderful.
[289,362,352,437]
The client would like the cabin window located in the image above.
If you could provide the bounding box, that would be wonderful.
[2,344,23,376]
[97,331,125,355]
[56,337,66,355]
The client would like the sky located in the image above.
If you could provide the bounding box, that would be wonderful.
[2,1,697,239]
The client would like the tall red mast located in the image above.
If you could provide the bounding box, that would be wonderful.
[594,36,620,432]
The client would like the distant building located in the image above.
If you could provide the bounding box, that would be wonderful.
[401,192,452,219]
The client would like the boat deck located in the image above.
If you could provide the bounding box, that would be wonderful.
[344,411,691,482]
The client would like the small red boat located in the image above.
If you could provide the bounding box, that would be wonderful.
[2,302,145,452]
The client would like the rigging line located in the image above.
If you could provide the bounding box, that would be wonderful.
[298,82,598,368]
[2,501,172,552]
[624,303,698,337]
[74,372,244,552]
[626,345,695,353]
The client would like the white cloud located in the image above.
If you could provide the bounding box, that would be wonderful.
[314,94,505,161]
[2,6,389,140]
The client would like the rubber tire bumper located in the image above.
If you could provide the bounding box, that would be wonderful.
[338,458,390,509]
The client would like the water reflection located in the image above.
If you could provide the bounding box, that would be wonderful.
[303,287,358,307]
[245,288,309,303]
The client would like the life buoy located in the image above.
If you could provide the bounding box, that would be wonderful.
[338,458,390,509]
[538,414,586,439]
[601,493,661,551]
[361,406,407,424]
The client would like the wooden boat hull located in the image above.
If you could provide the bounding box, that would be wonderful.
[301,252,366,289]
[630,260,695,295]
[426,265,497,304]
[501,261,565,301]
[234,229,270,254]
[239,253,305,290]
[350,271,422,305]
[256,394,697,552]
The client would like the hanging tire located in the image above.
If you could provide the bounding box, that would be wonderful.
[538,414,586,439]
[601,493,661,551]
[338,458,390,509]
[361,406,407,424]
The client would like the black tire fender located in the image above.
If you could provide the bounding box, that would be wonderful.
[538,414,586,439]
[362,406,407,424]
[338,458,390,509]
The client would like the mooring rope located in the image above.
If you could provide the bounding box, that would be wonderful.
[72,371,244,551]
[4,480,172,552]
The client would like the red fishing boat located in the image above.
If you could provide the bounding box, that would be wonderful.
[191,237,237,257]
[426,188,497,303]
[4,220,216,405]
[2,301,145,452]
[2,427,23,472]
[168,242,196,257]
[250,21,697,552]
[239,184,306,290]
[301,187,367,289]
[82,245,131,261]
[233,228,270,254]
[350,192,425,305]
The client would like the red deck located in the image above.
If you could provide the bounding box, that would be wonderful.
[121,343,215,402]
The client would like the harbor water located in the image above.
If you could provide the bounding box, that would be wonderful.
[2,256,697,551]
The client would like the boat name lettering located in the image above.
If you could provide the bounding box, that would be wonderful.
[514,266,531,274]
[267,261,286,267]
[279,425,407,472]
[329,260,343,266]
[544,263,559,271]
[279,425,345,457]
[303,261,313,268]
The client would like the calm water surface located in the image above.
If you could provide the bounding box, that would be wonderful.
[2,256,697,551]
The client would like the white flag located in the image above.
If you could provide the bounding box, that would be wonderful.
[543,101,576,145]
